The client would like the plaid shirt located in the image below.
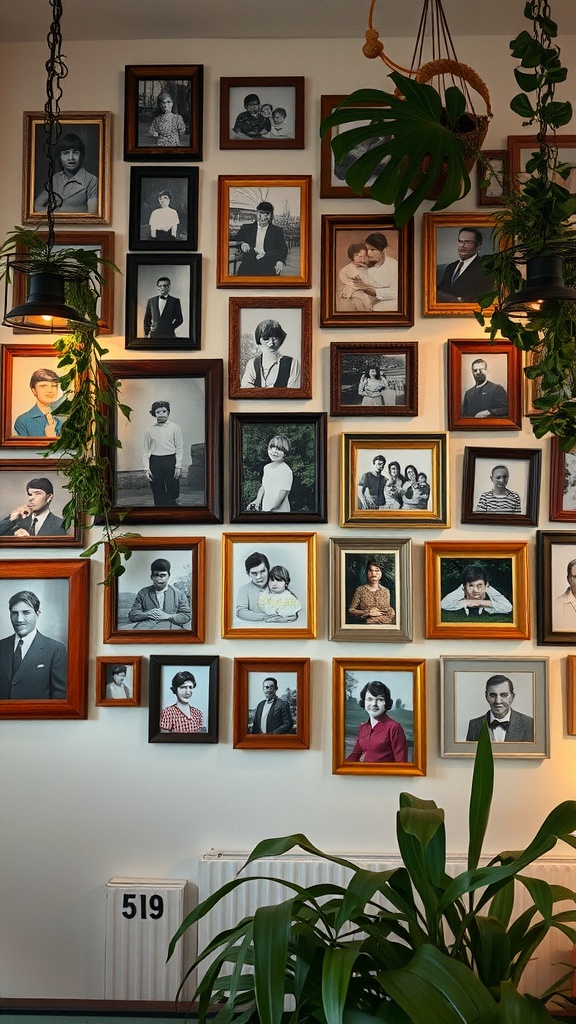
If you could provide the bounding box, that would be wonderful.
[159,704,203,733]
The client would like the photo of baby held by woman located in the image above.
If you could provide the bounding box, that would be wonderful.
[344,672,413,763]
[336,229,399,313]
[356,449,432,512]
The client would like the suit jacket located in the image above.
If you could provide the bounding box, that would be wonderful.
[234,222,288,276]
[0,511,67,537]
[437,255,494,302]
[466,709,534,742]
[251,696,293,734]
[143,295,184,338]
[128,584,191,629]
[0,631,67,700]
[461,379,508,418]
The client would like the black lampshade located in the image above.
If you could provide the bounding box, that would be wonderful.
[3,270,95,332]
[500,254,576,319]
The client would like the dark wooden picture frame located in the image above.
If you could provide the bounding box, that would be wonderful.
[422,212,498,316]
[508,134,576,192]
[0,460,81,547]
[550,436,576,522]
[10,231,115,335]
[103,536,205,645]
[447,339,522,431]
[228,296,312,399]
[320,94,389,199]
[477,149,510,206]
[22,110,111,225]
[461,446,541,526]
[329,537,413,643]
[0,559,89,720]
[217,174,311,287]
[124,64,203,161]
[320,214,414,328]
[341,432,449,528]
[229,412,327,524]
[425,540,530,641]
[128,167,199,251]
[536,530,576,646]
[148,654,218,743]
[220,77,304,149]
[99,358,223,525]
[125,253,202,351]
[95,656,142,707]
[1,343,66,449]
[330,341,418,417]
[233,658,310,749]
[332,657,426,776]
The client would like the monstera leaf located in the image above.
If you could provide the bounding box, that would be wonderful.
[321,71,475,227]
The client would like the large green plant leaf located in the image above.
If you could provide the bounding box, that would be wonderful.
[380,944,499,1024]
[322,945,362,1024]
[253,901,293,1024]
[467,914,511,988]
[468,721,494,871]
[498,980,553,1024]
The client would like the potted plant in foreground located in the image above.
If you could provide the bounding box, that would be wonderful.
[169,724,576,1024]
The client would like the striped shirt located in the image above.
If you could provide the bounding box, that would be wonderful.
[474,489,521,514]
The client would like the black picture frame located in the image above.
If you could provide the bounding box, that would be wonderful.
[229,412,327,524]
[220,76,304,150]
[125,253,202,350]
[461,447,541,526]
[124,64,203,161]
[99,359,223,525]
[536,531,576,646]
[128,167,199,251]
[330,341,418,417]
[148,655,218,743]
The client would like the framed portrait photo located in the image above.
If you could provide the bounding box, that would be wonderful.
[1,344,66,449]
[100,359,223,525]
[549,437,576,522]
[320,94,389,199]
[329,537,412,643]
[229,412,327,524]
[103,537,205,645]
[125,253,201,350]
[330,341,418,417]
[228,297,312,400]
[568,657,576,736]
[22,111,111,225]
[128,167,199,251]
[536,531,576,646]
[447,339,522,431]
[0,460,81,547]
[461,446,541,526]
[220,77,304,149]
[217,175,311,287]
[341,432,449,528]
[124,64,203,161]
[321,214,414,328]
[222,532,317,640]
[95,656,142,707]
[332,657,426,776]
[148,655,218,744]
[422,212,498,316]
[441,655,549,759]
[477,149,510,207]
[508,134,576,192]
[233,658,310,749]
[425,541,530,641]
[0,558,89,720]
[10,231,115,335]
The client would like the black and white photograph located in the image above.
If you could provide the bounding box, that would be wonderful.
[228,297,312,399]
[218,175,311,287]
[220,77,304,149]
[0,559,89,720]
[536,531,576,645]
[330,341,418,417]
[329,538,412,643]
[23,111,111,225]
[103,537,205,645]
[232,658,310,749]
[461,447,541,526]
[229,413,327,523]
[222,532,317,639]
[441,656,549,758]
[550,438,576,521]
[95,656,142,707]
[125,254,201,350]
[128,167,199,251]
[423,212,498,316]
[0,461,80,547]
[448,339,522,431]
[148,655,218,744]
[1,343,66,449]
[124,65,203,161]
[320,95,389,199]
[477,149,510,206]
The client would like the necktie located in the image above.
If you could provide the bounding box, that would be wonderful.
[12,638,23,677]
[29,516,38,536]
[489,719,509,731]
[451,260,464,283]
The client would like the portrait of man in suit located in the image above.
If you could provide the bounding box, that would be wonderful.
[143,275,184,338]
[436,226,495,304]
[233,201,288,276]
[0,590,67,700]
[466,674,534,742]
[250,677,294,734]
[0,477,69,538]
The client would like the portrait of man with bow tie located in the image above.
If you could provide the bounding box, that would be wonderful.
[466,675,534,743]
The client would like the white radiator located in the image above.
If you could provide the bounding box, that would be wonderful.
[197,853,576,998]
[106,876,187,1001]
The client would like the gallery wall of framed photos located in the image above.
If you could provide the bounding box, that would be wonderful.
[1,27,576,1001]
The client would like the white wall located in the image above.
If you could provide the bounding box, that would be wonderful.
[0,30,576,999]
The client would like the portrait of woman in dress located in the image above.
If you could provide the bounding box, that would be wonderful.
[347,558,395,625]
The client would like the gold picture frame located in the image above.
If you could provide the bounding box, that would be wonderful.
[422,212,498,316]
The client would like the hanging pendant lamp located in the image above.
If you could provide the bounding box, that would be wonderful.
[500,254,576,320]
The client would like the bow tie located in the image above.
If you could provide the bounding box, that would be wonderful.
[489,719,509,731]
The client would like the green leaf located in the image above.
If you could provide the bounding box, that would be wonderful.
[510,93,536,119]
[468,721,494,871]
[322,946,361,1024]
[243,834,359,874]
[380,945,498,1024]
[513,68,540,92]
[253,901,292,1024]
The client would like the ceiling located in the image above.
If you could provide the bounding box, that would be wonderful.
[1,0,575,42]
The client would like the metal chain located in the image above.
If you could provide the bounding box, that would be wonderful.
[42,0,68,251]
